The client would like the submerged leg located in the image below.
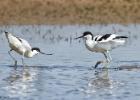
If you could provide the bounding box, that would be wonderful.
[8,49,17,69]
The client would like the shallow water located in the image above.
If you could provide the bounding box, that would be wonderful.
[0,24,140,100]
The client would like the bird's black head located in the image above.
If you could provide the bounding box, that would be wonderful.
[32,47,53,55]
[75,31,93,39]
[32,47,40,52]
[4,31,8,34]
[4,31,11,39]
[83,31,93,37]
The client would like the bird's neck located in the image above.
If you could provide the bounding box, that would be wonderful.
[85,38,95,47]
[25,50,38,58]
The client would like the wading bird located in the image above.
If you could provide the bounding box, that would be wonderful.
[75,31,128,68]
[5,31,53,68]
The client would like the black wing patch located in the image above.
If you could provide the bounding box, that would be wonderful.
[98,34,112,41]
[95,37,98,41]
[16,37,22,42]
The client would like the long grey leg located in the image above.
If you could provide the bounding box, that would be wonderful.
[107,51,112,61]
[103,51,112,68]
[22,52,25,66]
[103,52,109,62]
[22,53,28,72]
[8,49,17,69]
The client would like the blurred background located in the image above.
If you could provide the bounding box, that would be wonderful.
[0,0,140,25]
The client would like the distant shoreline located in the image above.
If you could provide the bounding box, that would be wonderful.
[0,0,140,25]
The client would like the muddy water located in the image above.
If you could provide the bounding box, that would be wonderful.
[0,24,140,100]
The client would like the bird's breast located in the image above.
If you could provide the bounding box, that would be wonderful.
[85,40,96,52]
[24,51,34,58]
[85,41,106,52]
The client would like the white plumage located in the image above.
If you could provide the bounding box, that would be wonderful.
[75,31,128,68]
[5,31,53,68]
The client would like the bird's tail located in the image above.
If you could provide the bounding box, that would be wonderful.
[5,31,9,39]
[4,31,13,44]
[113,36,128,39]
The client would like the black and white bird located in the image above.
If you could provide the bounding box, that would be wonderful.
[75,31,128,68]
[5,31,53,68]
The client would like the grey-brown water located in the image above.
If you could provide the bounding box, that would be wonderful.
[0,25,140,100]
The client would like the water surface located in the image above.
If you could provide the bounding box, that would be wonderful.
[0,24,140,100]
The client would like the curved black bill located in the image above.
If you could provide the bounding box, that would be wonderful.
[74,35,83,39]
[40,51,53,55]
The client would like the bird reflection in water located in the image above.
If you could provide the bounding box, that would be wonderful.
[89,69,112,89]
[3,67,38,97]
[86,64,113,94]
